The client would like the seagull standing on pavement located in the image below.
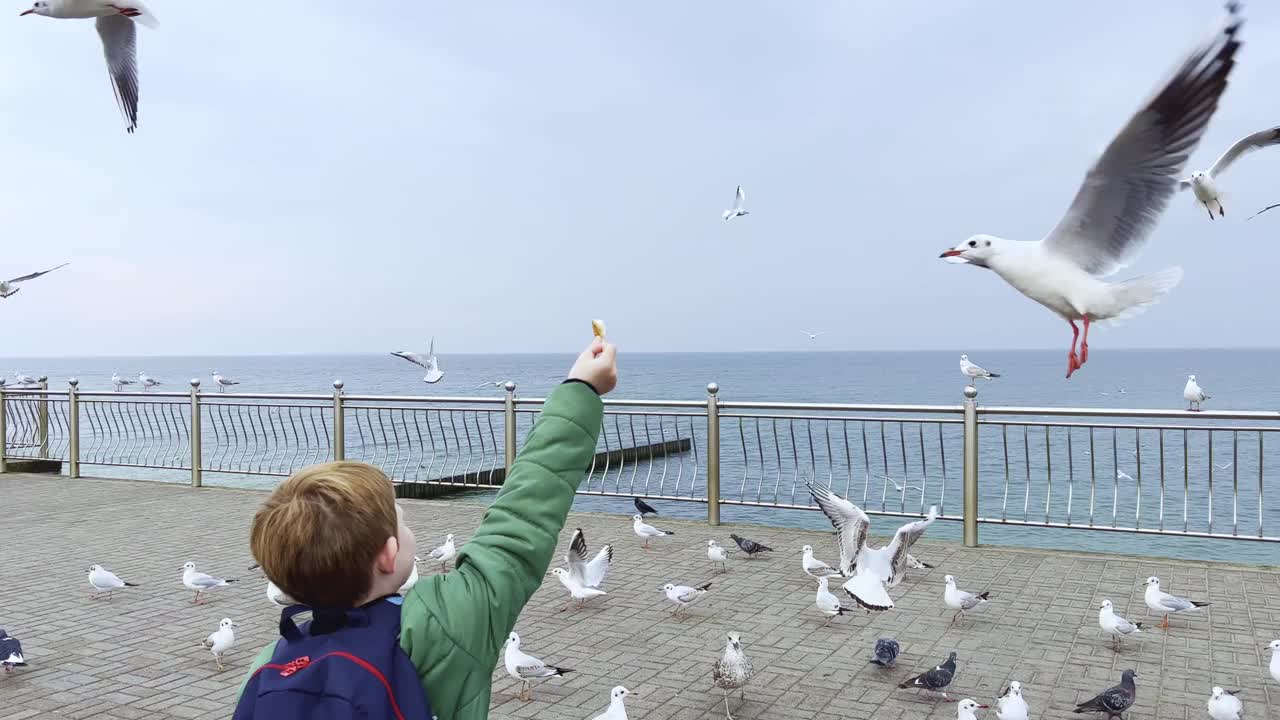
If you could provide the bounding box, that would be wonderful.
[1098,599,1143,650]
[1206,687,1243,720]
[707,540,735,572]
[182,562,236,604]
[814,576,850,627]
[88,564,139,600]
[429,534,456,572]
[662,582,711,620]
[503,632,573,701]
[201,618,237,671]
[1143,576,1209,629]
[632,515,673,549]
[944,575,991,624]
[801,545,841,581]
[588,686,635,720]
[711,632,754,720]
[995,682,1029,720]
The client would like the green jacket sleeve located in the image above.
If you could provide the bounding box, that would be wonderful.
[399,381,603,716]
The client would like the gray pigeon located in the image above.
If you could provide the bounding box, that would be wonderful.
[899,651,957,700]
[1074,669,1137,720]
[0,629,27,671]
[870,638,899,668]
[730,533,773,558]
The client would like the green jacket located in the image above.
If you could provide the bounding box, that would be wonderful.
[238,381,603,719]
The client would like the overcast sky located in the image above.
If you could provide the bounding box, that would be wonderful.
[2,1,1279,357]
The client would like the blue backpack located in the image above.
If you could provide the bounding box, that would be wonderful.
[233,596,434,720]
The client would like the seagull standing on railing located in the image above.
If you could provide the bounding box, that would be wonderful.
[138,371,161,392]
[211,372,240,392]
[960,355,1000,385]
[391,338,444,384]
[12,372,38,386]
[110,372,133,391]
[0,262,69,299]
[939,4,1244,379]
[1184,374,1209,411]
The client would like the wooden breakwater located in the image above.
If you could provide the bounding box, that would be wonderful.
[395,437,692,499]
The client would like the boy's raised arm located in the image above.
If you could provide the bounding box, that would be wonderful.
[401,341,615,664]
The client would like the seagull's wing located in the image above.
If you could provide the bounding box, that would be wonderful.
[7,262,69,285]
[1041,4,1243,277]
[565,528,590,583]
[675,586,705,603]
[806,482,869,575]
[429,337,435,357]
[1247,202,1280,221]
[583,545,612,588]
[515,660,559,679]
[1208,125,1280,177]
[1157,593,1196,611]
[96,569,125,588]
[887,507,938,577]
[734,185,745,210]
[189,572,224,588]
[95,16,140,133]
[391,351,429,369]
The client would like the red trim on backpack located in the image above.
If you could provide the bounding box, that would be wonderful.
[247,652,407,720]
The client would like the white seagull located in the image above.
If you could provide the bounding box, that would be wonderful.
[1206,687,1243,720]
[201,618,237,671]
[722,185,749,221]
[428,534,456,572]
[265,580,295,607]
[943,574,991,624]
[391,338,445,384]
[956,698,990,720]
[588,686,634,720]
[110,371,133,391]
[1180,125,1280,218]
[1098,599,1143,650]
[806,482,938,611]
[11,372,38,386]
[960,355,1000,384]
[707,539,735,572]
[1267,639,1279,683]
[565,528,612,590]
[182,561,236,605]
[814,576,851,627]
[632,514,673,550]
[1143,576,1210,629]
[0,263,69,299]
[662,581,711,620]
[995,682,1028,720]
[211,372,240,392]
[801,544,841,581]
[1184,374,1209,411]
[398,557,420,593]
[503,632,573,702]
[87,564,139,600]
[799,329,825,340]
[549,568,607,611]
[20,2,158,133]
[138,371,161,391]
[940,4,1243,379]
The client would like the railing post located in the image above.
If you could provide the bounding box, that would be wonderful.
[37,376,49,459]
[503,381,517,473]
[0,379,7,474]
[962,384,979,547]
[332,380,345,462]
[190,379,203,487]
[706,382,721,526]
[68,378,80,478]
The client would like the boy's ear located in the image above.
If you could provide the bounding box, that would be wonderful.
[375,535,399,574]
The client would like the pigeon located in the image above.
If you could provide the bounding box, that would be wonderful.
[960,354,1000,384]
[1074,669,1137,720]
[939,3,1244,379]
[632,515,673,549]
[589,686,635,720]
[729,533,773,559]
[87,564,139,600]
[182,561,236,604]
[0,262,69,299]
[429,534,456,572]
[266,580,295,607]
[956,698,991,720]
[398,557,420,593]
[899,651,958,700]
[1184,375,1209,411]
[1143,576,1209,629]
[1179,125,1280,218]
[801,544,841,580]
[662,581,711,620]
[503,632,573,702]
[566,528,612,590]
[807,482,938,610]
[1206,687,1243,720]
[201,618,237,671]
[815,576,851,627]
[550,568,607,611]
[996,681,1029,720]
[707,539,735,572]
[1269,639,1280,683]
[211,371,240,392]
[391,339,445,384]
[869,638,899,668]
[722,185,749,221]
[110,371,133,391]
[1098,599,1142,650]
[711,632,754,720]
[634,497,659,516]
[944,575,991,623]
[0,629,27,672]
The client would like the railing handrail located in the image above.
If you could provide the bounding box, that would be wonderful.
[979,405,1280,421]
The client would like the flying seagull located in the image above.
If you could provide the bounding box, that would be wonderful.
[722,185,749,221]
[391,338,444,384]
[939,3,1244,379]
[1179,125,1280,218]
[0,262,69,299]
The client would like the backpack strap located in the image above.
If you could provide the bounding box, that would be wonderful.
[278,596,401,642]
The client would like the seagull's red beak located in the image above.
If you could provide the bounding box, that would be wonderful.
[19,9,34,15]
[939,249,962,258]
[977,705,990,709]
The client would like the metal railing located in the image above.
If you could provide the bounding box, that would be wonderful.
[2,379,1277,547]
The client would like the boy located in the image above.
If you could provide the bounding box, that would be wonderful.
[237,339,617,719]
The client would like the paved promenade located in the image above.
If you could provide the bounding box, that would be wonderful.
[0,472,1276,720]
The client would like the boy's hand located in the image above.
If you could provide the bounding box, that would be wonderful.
[567,340,618,396]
